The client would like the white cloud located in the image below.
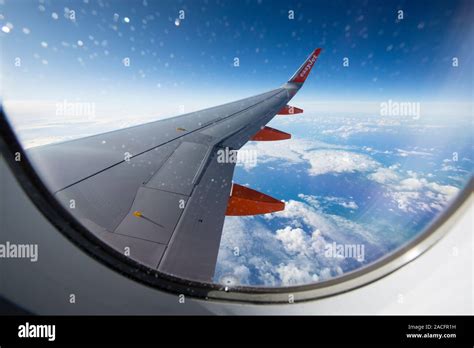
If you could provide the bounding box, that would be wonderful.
[242,134,460,220]
[297,193,320,208]
[243,135,380,178]
[390,191,422,212]
[276,263,319,286]
[322,123,378,138]
[240,137,348,170]
[396,148,432,157]
[395,177,426,191]
[215,198,385,287]
[383,174,460,213]
[257,136,461,216]
[273,199,383,248]
[368,167,400,184]
[275,227,307,254]
[302,150,379,176]
[426,182,459,197]
[340,201,358,209]
[319,196,359,210]
[266,200,334,238]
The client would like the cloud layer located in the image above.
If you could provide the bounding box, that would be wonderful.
[216,129,466,286]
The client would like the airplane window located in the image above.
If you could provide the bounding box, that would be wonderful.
[0,0,472,303]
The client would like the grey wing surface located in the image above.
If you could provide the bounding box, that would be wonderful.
[25,49,321,282]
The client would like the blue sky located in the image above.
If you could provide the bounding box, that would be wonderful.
[1,0,473,118]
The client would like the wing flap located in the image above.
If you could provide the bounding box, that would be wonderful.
[54,142,179,231]
[114,187,187,244]
[157,149,235,281]
[145,141,209,196]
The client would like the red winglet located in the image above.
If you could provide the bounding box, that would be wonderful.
[250,126,291,141]
[226,184,285,216]
[288,48,322,84]
[278,105,304,115]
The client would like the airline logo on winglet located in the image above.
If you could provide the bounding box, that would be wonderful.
[290,48,322,83]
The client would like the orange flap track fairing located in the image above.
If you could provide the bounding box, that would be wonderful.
[225,183,285,216]
[250,126,291,141]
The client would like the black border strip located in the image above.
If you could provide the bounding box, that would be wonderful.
[1,315,473,345]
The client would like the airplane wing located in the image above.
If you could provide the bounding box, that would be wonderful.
[26,48,322,282]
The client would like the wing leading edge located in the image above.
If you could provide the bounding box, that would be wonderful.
[26,48,322,282]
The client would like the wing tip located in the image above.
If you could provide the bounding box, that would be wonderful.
[288,47,322,84]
